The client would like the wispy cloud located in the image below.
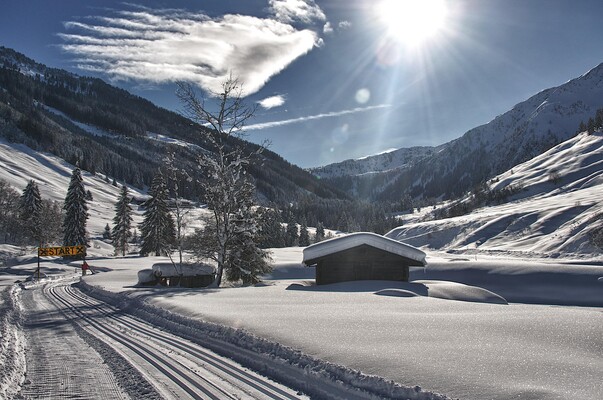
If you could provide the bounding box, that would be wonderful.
[59,6,320,96]
[258,95,286,109]
[246,104,391,130]
[268,0,326,24]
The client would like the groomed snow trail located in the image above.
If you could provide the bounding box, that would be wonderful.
[36,280,308,400]
[20,281,130,399]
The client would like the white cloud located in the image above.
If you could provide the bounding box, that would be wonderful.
[268,0,326,24]
[323,21,333,34]
[258,95,286,109]
[245,104,391,130]
[59,8,318,96]
[338,21,352,30]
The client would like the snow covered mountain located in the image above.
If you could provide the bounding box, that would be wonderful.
[309,146,437,179]
[313,62,603,202]
[0,46,346,205]
[386,131,603,257]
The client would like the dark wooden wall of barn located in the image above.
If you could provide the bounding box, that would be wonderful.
[315,244,410,285]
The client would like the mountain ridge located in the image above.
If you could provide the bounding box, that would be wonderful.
[0,46,347,205]
[311,61,603,202]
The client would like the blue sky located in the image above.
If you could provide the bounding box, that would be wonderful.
[2,0,603,168]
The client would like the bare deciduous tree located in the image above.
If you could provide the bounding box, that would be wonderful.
[177,76,270,287]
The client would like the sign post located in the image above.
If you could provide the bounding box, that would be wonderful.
[37,245,87,280]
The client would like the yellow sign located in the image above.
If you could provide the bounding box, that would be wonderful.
[38,245,86,257]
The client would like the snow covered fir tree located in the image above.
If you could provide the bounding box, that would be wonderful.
[139,172,175,257]
[62,167,89,249]
[112,184,133,257]
[19,179,42,244]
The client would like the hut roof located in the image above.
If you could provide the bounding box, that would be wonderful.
[302,232,426,266]
[152,262,215,277]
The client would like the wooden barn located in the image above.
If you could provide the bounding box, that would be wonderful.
[302,232,426,285]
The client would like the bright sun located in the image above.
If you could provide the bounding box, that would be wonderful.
[377,0,448,47]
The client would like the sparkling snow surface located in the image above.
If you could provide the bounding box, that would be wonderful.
[77,249,603,400]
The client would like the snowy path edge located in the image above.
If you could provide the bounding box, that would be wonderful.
[76,281,453,400]
[0,285,26,399]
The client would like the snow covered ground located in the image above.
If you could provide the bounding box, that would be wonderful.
[2,248,593,400]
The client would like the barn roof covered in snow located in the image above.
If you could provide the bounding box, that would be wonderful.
[152,262,215,277]
[302,232,426,266]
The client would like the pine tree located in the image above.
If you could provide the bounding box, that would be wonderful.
[314,222,325,243]
[19,180,43,243]
[587,117,596,134]
[298,218,310,247]
[103,223,112,240]
[595,108,603,130]
[0,180,21,244]
[257,207,285,248]
[285,219,299,247]
[226,201,271,285]
[62,167,89,248]
[112,184,133,256]
[139,172,175,256]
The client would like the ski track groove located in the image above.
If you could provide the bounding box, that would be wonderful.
[62,284,301,400]
[47,285,233,400]
[47,281,303,400]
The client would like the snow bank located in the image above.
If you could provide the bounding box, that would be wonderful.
[0,285,25,399]
[372,280,508,304]
[374,288,419,297]
[412,258,603,306]
[417,280,508,304]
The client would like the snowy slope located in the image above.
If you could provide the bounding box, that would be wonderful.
[0,138,210,256]
[309,146,436,179]
[386,132,603,257]
[0,138,144,241]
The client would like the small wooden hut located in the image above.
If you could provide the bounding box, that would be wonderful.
[138,263,215,287]
[302,232,426,285]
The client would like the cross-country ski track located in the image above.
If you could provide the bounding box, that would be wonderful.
[20,279,308,400]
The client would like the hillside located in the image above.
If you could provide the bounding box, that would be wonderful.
[314,62,603,202]
[386,132,603,258]
[0,46,346,205]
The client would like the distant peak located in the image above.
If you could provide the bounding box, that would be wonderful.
[580,61,603,79]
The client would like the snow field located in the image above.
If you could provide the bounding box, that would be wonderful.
[76,249,602,400]
[77,276,451,400]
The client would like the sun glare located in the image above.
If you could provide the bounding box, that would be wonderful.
[377,0,448,47]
